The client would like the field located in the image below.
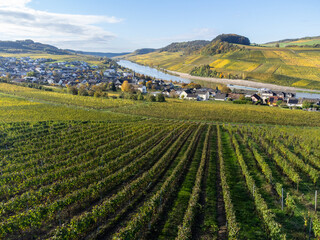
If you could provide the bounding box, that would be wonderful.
[1,84,320,239]
[1,83,320,126]
[126,46,320,90]
[0,53,103,65]
[0,120,320,239]
[263,37,320,47]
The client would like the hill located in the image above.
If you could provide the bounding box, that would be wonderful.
[126,34,320,90]
[159,40,210,54]
[212,33,250,45]
[133,48,157,55]
[264,36,320,47]
[66,50,130,58]
[0,39,70,55]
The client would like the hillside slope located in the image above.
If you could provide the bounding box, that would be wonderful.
[0,40,70,55]
[127,44,320,90]
[264,36,320,47]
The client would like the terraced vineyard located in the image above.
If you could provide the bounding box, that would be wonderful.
[0,120,319,239]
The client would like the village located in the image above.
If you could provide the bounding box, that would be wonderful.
[0,56,319,109]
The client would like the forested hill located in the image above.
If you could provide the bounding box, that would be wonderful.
[159,40,210,54]
[133,48,157,55]
[212,34,250,45]
[0,40,70,55]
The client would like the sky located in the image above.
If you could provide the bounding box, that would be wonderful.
[0,0,319,52]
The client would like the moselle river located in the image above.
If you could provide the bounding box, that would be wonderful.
[118,60,320,99]
[117,60,190,83]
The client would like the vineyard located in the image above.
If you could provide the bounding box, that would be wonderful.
[0,119,319,239]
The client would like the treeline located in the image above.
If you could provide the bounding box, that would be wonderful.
[159,40,210,54]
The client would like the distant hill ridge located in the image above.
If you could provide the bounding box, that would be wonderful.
[133,48,157,55]
[0,39,131,57]
[266,35,320,44]
[66,50,130,58]
[0,40,70,55]
[159,40,210,54]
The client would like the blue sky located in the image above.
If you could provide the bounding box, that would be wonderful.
[0,0,319,52]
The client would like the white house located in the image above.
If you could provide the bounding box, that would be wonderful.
[185,94,200,101]
[104,69,116,77]
[137,85,147,94]
[195,90,210,101]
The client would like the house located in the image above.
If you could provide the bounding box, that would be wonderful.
[185,94,199,101]
[228,93,243,100]
[214,93,228,101]
[104,69,116,77]
[268,96,284,106]
[215,93,228,101]
[137,85,147,94]
[162,89,171,96]
[260,89,275,103]
[195,90,210,101]
[251,94,262,103]
[179,89,193,99]
[287,98,300,107]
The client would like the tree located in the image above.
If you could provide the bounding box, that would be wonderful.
[146,81,152,89]
[218,85,231,94]
[302,100,313,109]
[78,85,88,96]
[275,43,280,48]
[27,71,36,77]
[147,94,156,102]
[108,82,117,91]
[121,81,134,92]
[156,93,166,102]
[67,86,78,95]
[137,94,144,100]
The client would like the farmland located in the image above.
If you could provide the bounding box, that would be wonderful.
[1,84,320,239]
[0,119,320,239]
[126,46,320,90]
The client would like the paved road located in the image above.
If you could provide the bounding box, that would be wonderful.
[167,70,320,93]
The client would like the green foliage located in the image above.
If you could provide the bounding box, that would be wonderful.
[26,71,36,77]
[156,93,166,102]
[0,39,70,54]
[201,40,241,56]
[160,40,210,54]
[212,34,250,45]
[302,101,313,109]
[67,86,78,95]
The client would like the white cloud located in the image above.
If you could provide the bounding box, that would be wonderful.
[0,0,31,7]
[0,0,123,51]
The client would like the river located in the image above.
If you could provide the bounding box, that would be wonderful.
[118,60,320,99]
[117,60,190,83]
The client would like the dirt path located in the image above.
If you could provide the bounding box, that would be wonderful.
[167,70,320,93]
[216,136,228,240]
